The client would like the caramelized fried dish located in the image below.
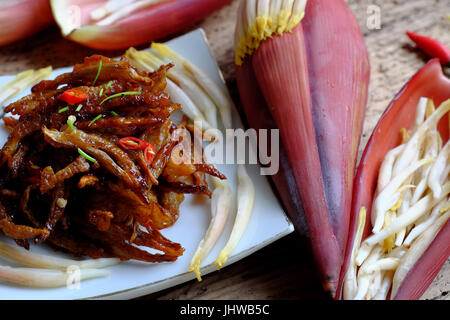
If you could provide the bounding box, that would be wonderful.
[0,55,225,263]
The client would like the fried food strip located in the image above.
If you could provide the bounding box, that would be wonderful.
[140,118,174,149]
[78,175,99,188]
[77,223,182,263]
[40,156,90,193]
[8,143,28,178]
[47,229,104,259]
[159,191,184,220]
[4,89,62,116]
[20,185,41,227]
[0,219,49,240]
[76,115,163,130]
[34,56,153,91]
[43,126,146,190]
[107,182,175,230]
[108,223,184,258]
[88,210,114,231]
[0,201,49,240]
[39,183,66,242]
[0,113,45,166]
[195,163,226,180]
[149,139,182,181]
[76,86,173,115]
[159,181,209,194]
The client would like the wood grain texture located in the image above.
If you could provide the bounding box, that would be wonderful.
[0,0,448,300]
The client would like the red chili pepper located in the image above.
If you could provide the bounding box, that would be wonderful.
[119,137,149,150]
[143,144,156,165]
[406,31,450,66]
[58,89,88,104]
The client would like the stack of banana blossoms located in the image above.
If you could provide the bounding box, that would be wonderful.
[234,0,370,298]
[235,0,450,300]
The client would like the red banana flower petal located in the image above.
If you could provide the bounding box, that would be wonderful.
[50,0,233,50]
[338,59,450,300]
[0,0,54,46]
[235,59,309,237]
[302,0,370,257]
[252,23,342,295]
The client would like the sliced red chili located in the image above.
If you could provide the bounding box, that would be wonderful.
[119,137,149,150]
[58,89,88,104]
[143,144,156,165]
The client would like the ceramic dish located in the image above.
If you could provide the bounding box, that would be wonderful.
[0,29,293,300]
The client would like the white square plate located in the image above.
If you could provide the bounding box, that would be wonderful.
[0,29,294,300]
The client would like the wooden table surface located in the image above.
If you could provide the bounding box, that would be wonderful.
[0,0,448,300]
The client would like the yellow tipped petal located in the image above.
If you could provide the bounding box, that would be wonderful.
[276,0,294,34]
[382,211,395,253]
[390,185,416,211]
[188,259,203,282]
[425,98,436,119]
[440,203,450,214]
[234,0,308,66]
[255,0,269,39]
[214,165,255,269]
[188,177,232,281]
[287,0,306,30]
[400,128,412,143]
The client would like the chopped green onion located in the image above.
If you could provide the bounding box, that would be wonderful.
[58,107,69,113]
[99,91,141,105]
[78,148,96,163]
[88,114,103,127]
[99,88,104,97]
[92,60,103,86]
[67,115,76,131]
[76,104,83,112]
[110,111,119,116]
[105,80,113,89]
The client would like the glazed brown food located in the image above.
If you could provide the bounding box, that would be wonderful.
[0,55,224,262]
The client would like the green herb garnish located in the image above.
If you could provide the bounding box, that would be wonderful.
[105,80,113,89]
[78,148,96,163]
[110,111,119,116]
[58,107,69,113]
[88,114,103,127]
[99,88,104,97]
[92,60,103,86]
[99,91,141,105]
[67,115,76,131]
[76,104,83,112]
